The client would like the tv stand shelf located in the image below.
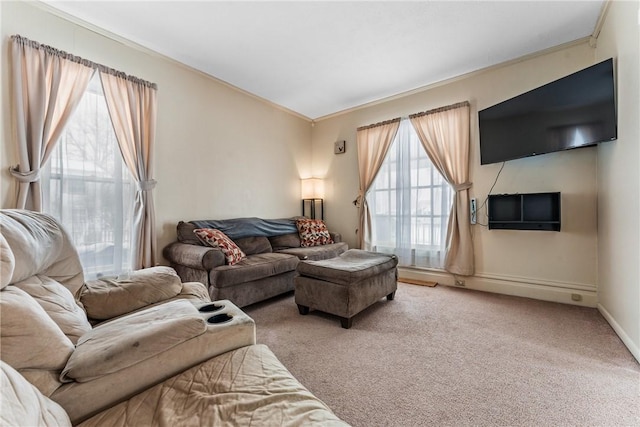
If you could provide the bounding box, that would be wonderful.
[488,192,561,231]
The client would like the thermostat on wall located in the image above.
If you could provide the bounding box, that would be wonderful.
[334,140,346,154]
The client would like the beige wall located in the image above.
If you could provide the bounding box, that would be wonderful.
[594,0,640,361]
[311,43,600,306]
[0,1,312,254]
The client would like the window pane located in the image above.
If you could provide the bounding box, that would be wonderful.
[432,187,443,215]
[416,188,431,215]
[414,217,432,246]
[389,189,397,215]
[377,164,389,189]
[410,159,418,186]
[418,158,431,186]
[366,118,454,268]
[43,74,134,279]
[373,191,388,215]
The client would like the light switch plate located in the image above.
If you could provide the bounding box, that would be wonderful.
[334,140,346,154]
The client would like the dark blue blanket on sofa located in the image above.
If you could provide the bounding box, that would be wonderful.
[190,217,298,240]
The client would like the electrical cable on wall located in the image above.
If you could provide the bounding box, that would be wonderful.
[475,161,505,227]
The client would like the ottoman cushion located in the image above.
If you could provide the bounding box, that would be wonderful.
[296,249,397,286]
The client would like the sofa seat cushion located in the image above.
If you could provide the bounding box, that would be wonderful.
[1,361,71,427]
[210,253,299,289]
[276,242,349,261]
[80,266,183,321]
[78,344,349,427]
[61,300,207,383]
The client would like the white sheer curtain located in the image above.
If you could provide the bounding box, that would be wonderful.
[367,119,452,268]
[42,74,135,279]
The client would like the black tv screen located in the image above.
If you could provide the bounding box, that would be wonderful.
[479,58,617,165]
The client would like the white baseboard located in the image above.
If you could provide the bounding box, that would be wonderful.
[597,303,640,364]
[397,267,598,307]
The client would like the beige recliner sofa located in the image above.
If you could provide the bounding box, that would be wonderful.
[0,209,349,426]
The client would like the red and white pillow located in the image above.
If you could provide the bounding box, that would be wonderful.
[193,228,246,265]
[296,218,334,247]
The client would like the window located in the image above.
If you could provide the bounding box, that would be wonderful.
[366,119,453,268]
[42,73,135,279]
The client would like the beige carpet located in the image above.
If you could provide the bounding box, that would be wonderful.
[244,283,640,426]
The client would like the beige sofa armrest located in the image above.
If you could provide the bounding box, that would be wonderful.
[53,301,256,424]
[163,242,225,271]
[80,266,183,321]
[61,300,206,383]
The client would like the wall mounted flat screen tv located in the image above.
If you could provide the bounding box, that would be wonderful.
[479,58,617,165]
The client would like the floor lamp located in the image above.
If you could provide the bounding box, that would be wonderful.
[301,178,324,220]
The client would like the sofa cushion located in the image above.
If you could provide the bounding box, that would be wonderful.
[1,361,71,427]
[296,249,398,286]
[234,236,273,256]
[195,229,246,266]
[0,209,84,295]
[61,300,207,383]
[80,266,183,321]
[14,275,92,344]
[176,221,201,245]
[0,233,15,289]
[77,344,349,427]
[190,217,298,240]
[268,232,301,250]
[0,286,74,371]
[296,219,334,247]
[210,253,299,288]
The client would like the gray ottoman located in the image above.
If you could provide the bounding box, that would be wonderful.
[294,249,398,328]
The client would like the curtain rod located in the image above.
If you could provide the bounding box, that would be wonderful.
[11,34,157,90]
[357,117,401,132]
[409,101,470,119]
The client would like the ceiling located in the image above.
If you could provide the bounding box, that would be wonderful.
[42,1,606,120]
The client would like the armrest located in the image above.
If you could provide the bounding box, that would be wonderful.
[80,266,182,321]
[61,300,206,383]
[163,242,225,271]
[330,232,342,243]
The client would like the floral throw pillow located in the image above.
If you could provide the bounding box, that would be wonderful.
[296,219,334,247]
[193,228,246,266]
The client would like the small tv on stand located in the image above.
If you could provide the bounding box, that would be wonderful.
[488,192,561,231]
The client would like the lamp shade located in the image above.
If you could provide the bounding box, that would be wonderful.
[301,178,324,199]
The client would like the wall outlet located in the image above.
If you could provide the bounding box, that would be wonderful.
[470,198,477,224]
[334,140,346,154]
[571,293,582,302]
[455,279,465,286]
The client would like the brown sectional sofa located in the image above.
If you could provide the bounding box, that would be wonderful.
[163,217,348,307]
